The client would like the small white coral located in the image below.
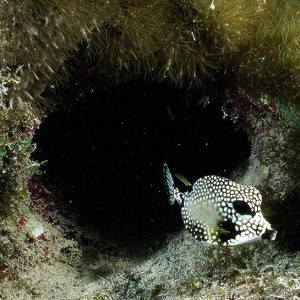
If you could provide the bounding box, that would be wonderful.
[31,224,44,239]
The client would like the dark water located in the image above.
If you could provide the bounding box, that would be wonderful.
[33,79,250,241]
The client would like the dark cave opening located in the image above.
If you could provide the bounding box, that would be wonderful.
[33,79,250,242]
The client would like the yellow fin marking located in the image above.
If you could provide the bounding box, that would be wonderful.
[174,173,192,187]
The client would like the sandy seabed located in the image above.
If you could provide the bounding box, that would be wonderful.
[1,207,300,300]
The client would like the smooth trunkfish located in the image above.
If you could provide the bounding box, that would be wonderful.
[163,164,277,246]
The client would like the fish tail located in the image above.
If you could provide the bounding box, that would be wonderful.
[163,163,183,205]
[163,163,176,205]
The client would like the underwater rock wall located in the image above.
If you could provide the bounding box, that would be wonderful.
[2,1,300,98]
[0,0,300,292]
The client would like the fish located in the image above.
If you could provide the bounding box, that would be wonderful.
[163,163,277,246]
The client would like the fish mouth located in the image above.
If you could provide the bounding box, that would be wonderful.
[261,228,277,241]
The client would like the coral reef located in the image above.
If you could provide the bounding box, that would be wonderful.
[94,232,300,299]
[0,0,300,298]
[1,0,300,213]
[223,88,300,249]
[0,69,40,218]
[2,229,300,299]
[0,67,42,280]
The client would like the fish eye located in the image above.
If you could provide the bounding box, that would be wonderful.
[233,200,254,216]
